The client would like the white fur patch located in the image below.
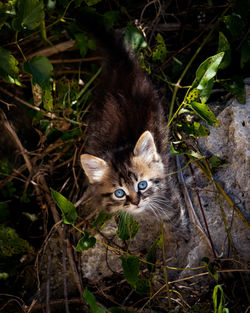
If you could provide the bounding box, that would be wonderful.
[80,154,108,183]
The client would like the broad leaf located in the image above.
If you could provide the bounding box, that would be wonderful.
[185,88,199,104]
[83,287,106,313]
[51,189,78,224]
[76,232,96,251]
[193,52,224,103]
[23,56,53,90]
[43,89,53,111]
[116,212,139,240]
[240,36,250,69]
[84,0,102,6]
[170,142,200,158]
[222,13,245,37]
[13,0,44,31]
[146,235,162,272]
[0,47,20,85]
[208,155,229,172]
[120,255,140,288]
[188,101,219,127]
[103,10,119,29]
[124,23,147,51]
[135,278,149,294]
[217,32,231,69]
[75,33,89,57]
[221,76,245,103]
[152,33,167,63]
[178,121,210,137]
[93,211,113,230]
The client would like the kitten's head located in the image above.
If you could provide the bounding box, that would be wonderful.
[80,131,166,215]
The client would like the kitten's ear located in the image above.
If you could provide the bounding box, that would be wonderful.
[134,131,159,163]
[80,154,108,183]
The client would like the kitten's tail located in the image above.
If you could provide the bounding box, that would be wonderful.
[75,10,134,70]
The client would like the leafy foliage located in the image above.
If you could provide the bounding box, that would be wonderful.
[76,232,96,251]
[116,211,139,240]
[120,255,149,293]
[51,188,78,224]
[0,0,249,312]
[12,0,44,31]
[213,285,229,313]
[0,47,20,85]
[83,287,106,313]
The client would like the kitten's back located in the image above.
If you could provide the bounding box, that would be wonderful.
[76,12,166,161]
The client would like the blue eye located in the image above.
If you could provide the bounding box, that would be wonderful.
[114,189,125,198]
[138,181,148,190]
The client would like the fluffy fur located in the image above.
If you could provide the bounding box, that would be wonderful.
[78,17,175,219]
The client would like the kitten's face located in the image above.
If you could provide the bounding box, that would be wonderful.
[81,131,166,215]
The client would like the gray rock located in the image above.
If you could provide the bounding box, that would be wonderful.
[80,83,250,292]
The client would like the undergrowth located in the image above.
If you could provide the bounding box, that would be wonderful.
[0,0,249,312]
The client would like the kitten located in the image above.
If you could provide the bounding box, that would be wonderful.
[79,17,174,219]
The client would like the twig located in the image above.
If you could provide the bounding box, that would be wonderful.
[66,239,84,300]
[0,87,61,120]
[50,57,102,64]
[161,222,172,308]
[188,162,217,258]
[176,156,214,251]
[0,110,32,173]
[27,40,75,59]
[62,228,70,313]
[46,253,52,313]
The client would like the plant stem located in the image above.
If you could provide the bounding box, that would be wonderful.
[168,6,230,125]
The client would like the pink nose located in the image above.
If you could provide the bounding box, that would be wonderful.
[130,196,140,206]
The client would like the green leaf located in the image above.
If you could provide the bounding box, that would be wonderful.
[0,47,20,85]
[152,33,167,63]
[202,257,219,281]
[116,212,139,240]
[186,88,199,104]
[146,235,162,272]
[83,287,106,313]
[43,89,53,111]
[120,255,140,288]
[13,0,44,31]
[23,56,53,90]
[217,32,231,69]
[222,13,245,37]
[213,285,228,313]
[178,121,210,137]
[103,10,119,29]
[193,52,224,103]
[170,142,200,158]
[220,76,245,103]
[124,23,147,51]
[0,2,12,30]
[76,232,96,251]
[240,36,250,68]
[51,189,78,224]
[92,211,113,230]
[188,101,219,127]
[84,0,102,6]
[135,278,149,294]
[75,33,88,57]
[139,52,151,74]
[170,142,189,155]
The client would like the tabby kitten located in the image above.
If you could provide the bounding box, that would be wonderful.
[79,19,171,218]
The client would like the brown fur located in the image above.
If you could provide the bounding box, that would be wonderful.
[79,26,176,218]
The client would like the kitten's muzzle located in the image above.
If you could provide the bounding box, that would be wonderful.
[129,194,140,206]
